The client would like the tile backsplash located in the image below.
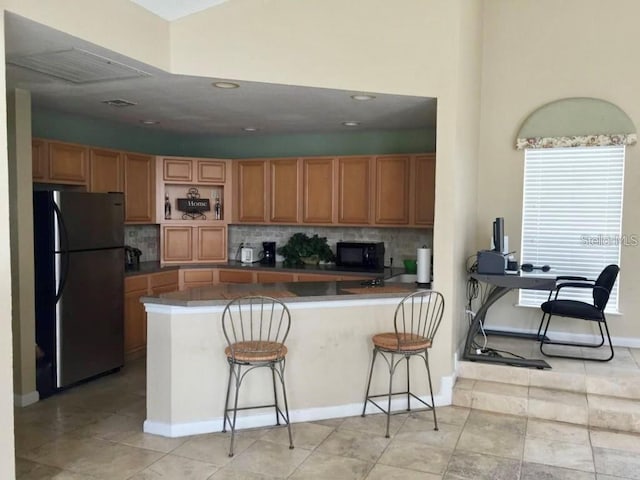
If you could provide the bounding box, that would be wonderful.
[123,224,433,267]
[124,225,160,262]
[228,225,433,267]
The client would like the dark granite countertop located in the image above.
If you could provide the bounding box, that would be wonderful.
[126,260,405,279]
[142,278,426,307]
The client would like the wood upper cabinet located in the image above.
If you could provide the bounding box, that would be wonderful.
[48,141,88,184]
[89,148,123,193]
[124,153,155,223]
[196,226,227,262]
[338,156,372,224]
[236,160,268,222]
[32,138,47,181]
[163,226,193,262]
[163,225,227,264]
[303,157,335,223]
[197,160,226,183]
[414,154,436,225]
[163,158,192,182]
[375,155,411,225]
[270,158,299,223]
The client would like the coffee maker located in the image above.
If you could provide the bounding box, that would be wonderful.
[261,241,276,265]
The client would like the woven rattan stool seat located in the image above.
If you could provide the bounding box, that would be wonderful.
[372,332,431,351]
[225,341,288,362]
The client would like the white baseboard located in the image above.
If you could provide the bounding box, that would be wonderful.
[486,325,640,349]
[144,374,454,438]
[14,390,39,407]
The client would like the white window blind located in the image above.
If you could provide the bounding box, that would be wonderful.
[519,145,624,311]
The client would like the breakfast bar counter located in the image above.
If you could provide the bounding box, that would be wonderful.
[142,280,452,438]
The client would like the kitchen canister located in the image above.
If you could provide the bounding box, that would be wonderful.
[416,246,431,285]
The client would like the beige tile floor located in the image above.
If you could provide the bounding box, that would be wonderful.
[14,357,640,479]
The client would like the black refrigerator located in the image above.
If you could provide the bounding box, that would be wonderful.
[33,191,125,397]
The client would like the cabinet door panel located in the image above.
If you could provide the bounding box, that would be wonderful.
[415,154,436,225]
[163,226,193,262]
[338,157,371,224]
[303,157,334,223]
[237,161,267,222]
[197,226,227,261]
[32,138,48,181]
[163,159,192,182]
[256,272,295,283]
[124,275,148,356]
[49,142,88,184]
[375,155,411,224]
[90,149,123,193]
[124,153,155,223]
[219,269,254,283]
[270,158,299,223]
[197,160,226,183]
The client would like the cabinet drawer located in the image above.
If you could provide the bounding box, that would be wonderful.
[125,275,149,293]
[219,269,253,283]
[183,269,214,283]
[150,270,179,288]
[296,273,342,282]
[256,272,295,283]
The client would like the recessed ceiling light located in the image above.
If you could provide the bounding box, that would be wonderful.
[243,127,259,132]
[351,94,376,101]
[140,119,159,125]
[212,81,240,89]
[342,121,361,127]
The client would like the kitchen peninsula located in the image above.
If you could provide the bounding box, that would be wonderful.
[141,279,449,438]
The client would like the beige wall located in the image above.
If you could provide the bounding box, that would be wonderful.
[477,0,640,339]
[0,13,16,480]
[7,88,36,404]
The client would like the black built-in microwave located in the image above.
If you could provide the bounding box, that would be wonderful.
[336,242,385,269]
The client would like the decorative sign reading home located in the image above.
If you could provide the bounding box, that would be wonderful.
[177,187,210,220]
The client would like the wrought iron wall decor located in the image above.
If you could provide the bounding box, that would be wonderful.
[177,187,210,220]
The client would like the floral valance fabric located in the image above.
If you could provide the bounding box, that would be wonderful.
[516,133,637,150]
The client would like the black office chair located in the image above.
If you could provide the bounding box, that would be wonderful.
[538,264,619,362]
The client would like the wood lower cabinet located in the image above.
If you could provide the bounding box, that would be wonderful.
[124,153,155,223]
[90,148,123,193]
[124,271,178,358]
[256,271,296,283]
[375,155,411,225]
[296,273,343,282]
[180,269,215,289]
[303,157,335,223]
[338,156,372,224]
[414,154,436,225]
[270,158,299,223]
[124,275,150,357]
[218,269,253,283]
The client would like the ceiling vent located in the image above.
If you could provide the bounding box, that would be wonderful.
[102,99,138,107]
[7,48,151,84]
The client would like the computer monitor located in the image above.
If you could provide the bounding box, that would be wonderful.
[493,217,504,254]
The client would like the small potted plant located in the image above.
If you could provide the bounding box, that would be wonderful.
[277,233,335,266]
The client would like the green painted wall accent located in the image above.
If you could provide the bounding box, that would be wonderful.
[32,109,435,157]
[518,97,636,138]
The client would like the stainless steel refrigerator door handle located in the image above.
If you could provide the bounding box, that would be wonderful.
[53,201,70,303]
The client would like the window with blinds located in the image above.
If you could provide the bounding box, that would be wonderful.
[519,145,624,311]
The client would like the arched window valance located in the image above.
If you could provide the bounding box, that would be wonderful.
[515,97,636,149]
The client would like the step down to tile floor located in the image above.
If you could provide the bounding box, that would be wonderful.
[453,360,640,434]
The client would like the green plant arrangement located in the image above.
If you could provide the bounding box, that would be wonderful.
[277,233,335,266]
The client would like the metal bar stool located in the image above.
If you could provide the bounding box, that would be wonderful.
[221,295,294,456]
[361,290,445,437]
